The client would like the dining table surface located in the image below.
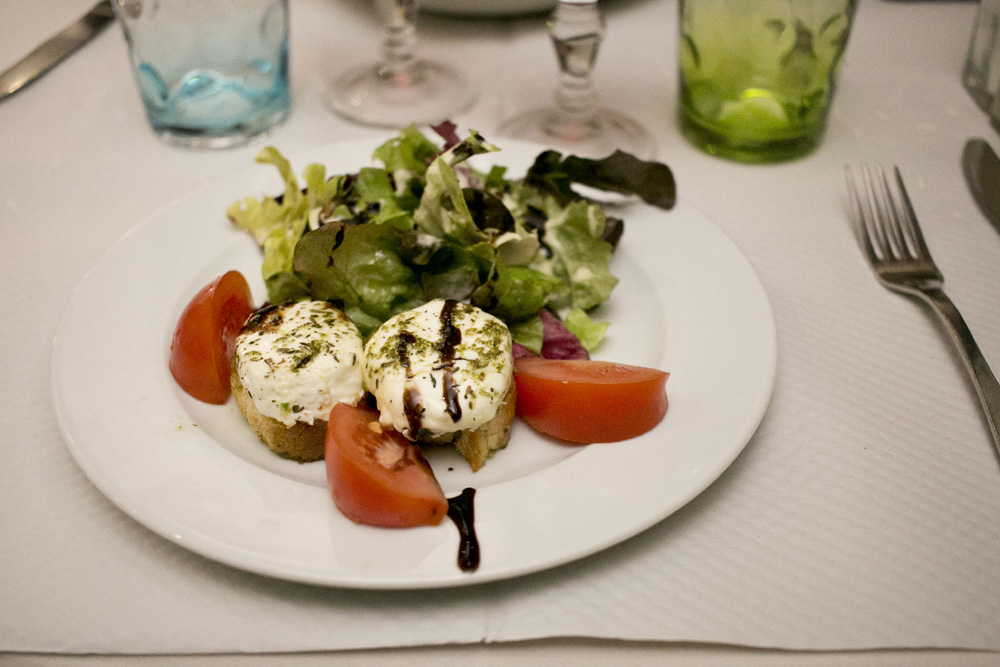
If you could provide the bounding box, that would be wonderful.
[3,0,1000,665]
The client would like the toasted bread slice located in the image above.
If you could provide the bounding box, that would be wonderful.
[453,384,516,472]
[230,358,327,463]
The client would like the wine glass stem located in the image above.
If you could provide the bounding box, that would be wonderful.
[550,1,605,124]
[377,0,419,81]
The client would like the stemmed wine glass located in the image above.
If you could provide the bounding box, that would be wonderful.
[499,0,653,159]
[326,0,475,128]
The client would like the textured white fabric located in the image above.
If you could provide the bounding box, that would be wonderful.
[1,0,998,655]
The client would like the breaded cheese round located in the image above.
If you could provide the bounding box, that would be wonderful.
[362,299,513,441]
[234,301,365,427]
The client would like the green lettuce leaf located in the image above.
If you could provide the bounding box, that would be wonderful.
[228,147,350,299]
[412,130,503,245]
[509,315,544,354]
[372,125,440,178]
[524,150,676,209]
[490,264,565,323]
[414,156,487,246]
[539,200,618,312]
[563,307,609,352]
[353,167,412,227]
[227,147,308,281]
[264,271,310,304]
[420,241,494,302]
[292,222,424,337]
[439,130,499,166]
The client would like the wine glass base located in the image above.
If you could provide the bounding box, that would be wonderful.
[326,61,475,128]
[498,106,655,160]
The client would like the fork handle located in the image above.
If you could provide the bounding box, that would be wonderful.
[919,287,1000,459]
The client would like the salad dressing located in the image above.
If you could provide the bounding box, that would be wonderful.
[447,487,479,572]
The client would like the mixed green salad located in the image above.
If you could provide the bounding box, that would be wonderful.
[227,124,675,355]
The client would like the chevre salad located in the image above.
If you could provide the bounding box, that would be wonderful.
[168,124,674,562]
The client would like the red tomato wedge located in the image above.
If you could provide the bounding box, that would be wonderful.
[514,357,669,444]
[169,270,254,405]
[325,403,448,528]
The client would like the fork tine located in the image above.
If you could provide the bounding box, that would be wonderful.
[890,166,934,261]
[871,164,910,259]
[846,165,882,262]
[848,164,896,261]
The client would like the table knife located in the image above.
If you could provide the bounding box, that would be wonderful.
[0,1,115,102]
[962,138,1000,235]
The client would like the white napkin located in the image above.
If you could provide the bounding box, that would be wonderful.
[1,0,998,654]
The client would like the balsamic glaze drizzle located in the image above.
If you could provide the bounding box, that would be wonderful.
[438,299,463,424]
[396,331,423,437]
[447,488,479,573]
[391,301,479,572]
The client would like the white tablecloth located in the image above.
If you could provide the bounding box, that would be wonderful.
[2,0,999,665]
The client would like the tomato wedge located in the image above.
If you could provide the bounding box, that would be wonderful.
[325,403,448,528]
[513,357,669,444]
[169,270,254,405]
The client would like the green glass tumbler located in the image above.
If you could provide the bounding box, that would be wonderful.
[679,0,857,163]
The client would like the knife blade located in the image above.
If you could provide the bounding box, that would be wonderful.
[0,1,115,102]
[962,138,1000,235]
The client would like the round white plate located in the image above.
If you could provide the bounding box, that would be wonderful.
[52,137,777,589]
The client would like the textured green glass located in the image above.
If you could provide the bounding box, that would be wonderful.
[679,0,857,163]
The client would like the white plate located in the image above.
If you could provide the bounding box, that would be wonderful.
[52,137,777,589]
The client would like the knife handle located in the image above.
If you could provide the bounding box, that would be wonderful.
[0,1,115,101]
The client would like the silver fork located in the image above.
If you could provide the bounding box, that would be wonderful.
[846,164,1000,459]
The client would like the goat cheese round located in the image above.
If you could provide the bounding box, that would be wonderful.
[362,299,513,440]
[234,301,365,427]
